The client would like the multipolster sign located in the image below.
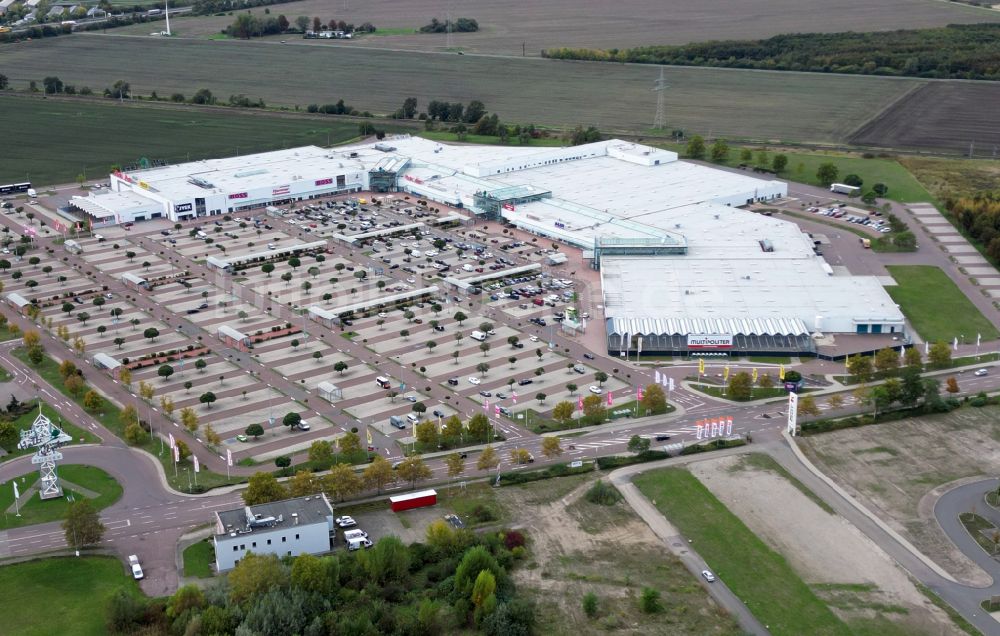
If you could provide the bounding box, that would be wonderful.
[228,192,248,200]
[687,334,733,349]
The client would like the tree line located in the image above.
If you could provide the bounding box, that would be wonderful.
[419,17,478,33]
[946,192,1000,262]
[105,520,535,634]
[542,23,1000,81]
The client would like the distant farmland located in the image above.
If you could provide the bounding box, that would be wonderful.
[0,96,372,184]
[1,36,923,145]
[109,0,1000,55]
[849,82,1000,156]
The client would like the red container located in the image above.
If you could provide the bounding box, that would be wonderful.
[389,489,437,512]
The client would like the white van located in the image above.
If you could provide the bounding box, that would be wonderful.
[411,250,422,258]
[463,264,474,272]
[470,330,487,341]
[344,529,368,541]
[26,188,37,198]
[347,537,372,551]
[406,413,420,425]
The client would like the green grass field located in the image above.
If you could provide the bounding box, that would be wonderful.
[0,36,921,146]
[1,400,100,460]
[0,95,370,185]
[634,468,852,636]
[0,464,122,529]
[885,265,999,343]
[1,556,141,636]
[182,539,215,578]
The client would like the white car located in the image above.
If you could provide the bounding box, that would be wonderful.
[975,368,989,377]
[589,386,603,395]
[128,555,144,580]
[378,312,388,318]
[701,570,715,582]
[468,376,481,385]
[335,515,357,528]
[529,335,540,342]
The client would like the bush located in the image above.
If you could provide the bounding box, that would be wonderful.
[639,587,661,613]
[595,450,669,470]
[470,504,497,523]
[503,530,525,550]
[679,438,746,456]
[497,462,592,486]
[582,591,599,618]
[584,480,622,506]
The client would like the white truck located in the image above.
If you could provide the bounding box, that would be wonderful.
[829,183,860,196]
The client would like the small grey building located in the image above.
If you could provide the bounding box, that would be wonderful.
[213,494,334,572]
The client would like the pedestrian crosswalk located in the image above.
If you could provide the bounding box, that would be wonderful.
[570,429,694,450]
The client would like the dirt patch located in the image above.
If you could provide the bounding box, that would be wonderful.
[798,407,1000,586]
[494,474,739,635]
[688,454,964,635]
[849,82,1000,154]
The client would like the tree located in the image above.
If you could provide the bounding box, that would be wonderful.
[816,162,838,186]
[397,455,432,487]
[477,445,500,471]
[468,412,490,442]
[274,455,292,474]
[454,311,468,325]
[728,372,752,400]
[946,377,960,393]
[553,400,574,423]
[827,393,845,410]
[143,327,159,342]
[640,383,666,413]
[64,374,85,397]
[295,15,309,31]
[227,553,288,603]
[363,455,396,494]
[772,154,788,173]
[873,347,899,373]
[199,392,217,409]
[308,440,334,465]
[873,183,889,197]
[322,463,363,502]
[181,407,198,433]
[83,390,103,412]
[904,347,922,368]
[686,135,706,159]
[119,368,131,387]
[507,335,520,348]
[157,364,174,381]
[476,362,490,377]
[243,472,287,505]
[847,355,874,381]
[246,423,265,439]
[582,395,606,424]
[63,500,105,548]
[798,394,820,416]
[472,569,497,610]
[928,342,952,369]
[446,452,465,480]
[541,436,562,459]
[843,174,863,187]
[709,139,729,163]
[415,420,439,446]
[262,262,275,277]
[204,423,221,447]
[594,371,608,386]
[628,435,651,453]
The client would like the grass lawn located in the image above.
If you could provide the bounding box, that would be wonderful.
[0,556,141,636]
[885,266,999,343]
[689,383,797,401]
[12,347,245,492]
[0,464,122,529]
[182,539,215,578]
[418,130,566,147]
[635,468,852,636]
[1,400,100,460]
[0,95,377,186]
[658,141,933,203]
[958,512,999,556]
[746,355,793,364]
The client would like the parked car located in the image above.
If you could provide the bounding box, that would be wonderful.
[335,516,357,528]
[589,386,603,395]
[128,555,144,580]
[468,377,481,385]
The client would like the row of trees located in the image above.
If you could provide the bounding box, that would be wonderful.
[541,23,1000,81]
[419,17,479,33]
[107,525,534,635]
[947,192,1000,262]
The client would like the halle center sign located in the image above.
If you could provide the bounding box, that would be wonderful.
[687,334,733,349]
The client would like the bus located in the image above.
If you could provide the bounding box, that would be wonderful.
[830,183,861,196]
[0,182,31,195]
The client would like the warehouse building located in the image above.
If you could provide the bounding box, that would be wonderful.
[71,136,904,354]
